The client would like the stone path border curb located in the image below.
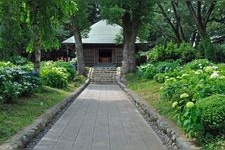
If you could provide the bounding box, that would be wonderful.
[117,78,199,149]
[0,79,90,150]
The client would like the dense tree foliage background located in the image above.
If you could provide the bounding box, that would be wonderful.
[0,0,224,71]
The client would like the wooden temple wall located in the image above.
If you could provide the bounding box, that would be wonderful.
[83,48,123,67]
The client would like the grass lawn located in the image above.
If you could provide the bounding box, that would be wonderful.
[125,73,176,121]
[0,81,84,144]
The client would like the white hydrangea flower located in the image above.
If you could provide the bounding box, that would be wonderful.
[213,66,218,70]
[204,66,214,73]
[210,72,219,79]
[181,74,189,78]
[186,101,194,108]
[195,70,203,74]
[180,93,189,99]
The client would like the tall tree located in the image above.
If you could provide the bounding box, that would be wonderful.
[0,0,28,59]
[70,0,93,75]
[100,0,155,74]
[26,0,77,73]
[186,1,216,60]
[157,2,185,43]
[208,0,225,43]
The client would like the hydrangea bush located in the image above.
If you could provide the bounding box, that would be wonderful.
[40,61,76,88]
[0,66,40,103]
[159,59,225,136]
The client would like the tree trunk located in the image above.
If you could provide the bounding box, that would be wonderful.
[186,1,208,38]
[29,1,41,73]
[186,1,216,60]
[157,2,183,43]
[122,12,138,74]
[122,29,137,74]
[71,15,85,75]
[33,23,41,73]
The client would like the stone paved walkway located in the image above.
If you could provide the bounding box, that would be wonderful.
[34,84,165,150]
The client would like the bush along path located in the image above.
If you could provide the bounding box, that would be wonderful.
[132,55,225,148]
[0,57,87,149]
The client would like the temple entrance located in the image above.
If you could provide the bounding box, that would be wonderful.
[99,49,112,63]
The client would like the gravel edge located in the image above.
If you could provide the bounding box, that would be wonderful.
[117,78,199,149]
[0,79,90,150]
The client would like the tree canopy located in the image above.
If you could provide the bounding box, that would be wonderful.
[0,0,225,71]
[100,0,156,73]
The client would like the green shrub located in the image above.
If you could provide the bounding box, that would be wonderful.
[1,81,23,103]
[40,67,69,88]
[154,70,180,83]
[147,44,165,63]
[147,42,199,63]
[214,44,225,63]
[153,73,166,83]
[196,94,225,134]
[42,61,76,79]
[155,61,181,73]
[54,61,76,79]
[138,61,180,80]
[160,59,225,137]
[179,43,201,63]
[183,59,213,70]
[147,42,179,62]
[175,105,203,137]
[197,38,215,61]
[0,67,40,103]
[137,63,157,79]
[8,56,31,66]
[161,64,225,102]
[0,61,15,67]
[73,75,86,86]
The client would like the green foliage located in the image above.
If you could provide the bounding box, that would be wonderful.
[176,106,203,137]
[161,61,225,102]
[55,61,76,79]
[0,0,78,61]
[7,56,31,66]
[100,4,124,25]
[197,38,215,61]
[155,61,181,73]
[179,43,201,63]
[147,42,200,63]
[197,40,225,63]
[0,61,15,67]
[73,75,86,86]
[137,63,157,79]
[40,61,75,88]
[201,136,225,150]
[99,0,155,43]
[0,66,40,103]
[213,44,225,63]
[159,59,225,137]
[183,59,212,70]
[153,70,180,83]
[196,94,225,134]
[26,0,78,52]
[40,67,69,88]
[0,0,29,59]
[138,61,180,80]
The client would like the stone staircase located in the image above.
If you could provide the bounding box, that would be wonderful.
[89,66,120,84]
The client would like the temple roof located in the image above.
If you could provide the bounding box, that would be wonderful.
[62,20,144,44]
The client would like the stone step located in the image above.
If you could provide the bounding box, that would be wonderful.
[90,66,120,84]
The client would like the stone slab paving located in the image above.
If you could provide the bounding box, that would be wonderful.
[33,84,165,150]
